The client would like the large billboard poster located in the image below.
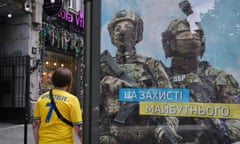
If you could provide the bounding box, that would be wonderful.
[99,0,240,143]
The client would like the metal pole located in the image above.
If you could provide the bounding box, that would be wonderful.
[84,0,101,144]
[24,56,31,144]
[83,1,91,144]
[24,56,30,144]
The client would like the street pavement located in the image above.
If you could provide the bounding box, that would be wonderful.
[2,123,239,144]
[0,123,79,144]
[0,123,34,144]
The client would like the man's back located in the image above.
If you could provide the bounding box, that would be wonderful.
[33,89,82,144]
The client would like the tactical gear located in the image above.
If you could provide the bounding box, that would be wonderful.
[167,60,240,143]
[175,33,202,58]
[162,19,205,58]
[101,9,179,144]
[198,61,240,103]
[108,10,143,47]
[112,23,136,47]
[100,50,178,144]
[170,57,199,74]
[168,70,227,144]
[100,76,130,116]
[163,17,240,143]
[100,50,138,87]
[198,61,240,142]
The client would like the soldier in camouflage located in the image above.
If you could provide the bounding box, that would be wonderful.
[162,18,240,143]
[100,10,182,144]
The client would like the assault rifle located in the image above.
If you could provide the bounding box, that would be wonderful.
[100,50,139,123]
[188,82,231,144]
[201,118,231,144]
[100,50,138,87]
[100,50,179,144]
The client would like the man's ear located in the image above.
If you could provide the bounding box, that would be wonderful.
[66,85,70,91]
[67,83,72,92]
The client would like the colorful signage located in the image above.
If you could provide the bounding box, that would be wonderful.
[57,9,84,29]
[140,102,240,119]
[119,88,190,102]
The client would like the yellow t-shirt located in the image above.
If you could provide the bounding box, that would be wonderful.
[33,89,83,144]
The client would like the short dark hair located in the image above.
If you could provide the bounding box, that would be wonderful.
[51,68,73,88]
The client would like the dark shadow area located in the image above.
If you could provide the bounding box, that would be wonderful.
[0,108,25,124]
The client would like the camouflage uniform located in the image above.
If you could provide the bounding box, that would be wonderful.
[100,10,181,144]
[162,18,240,143]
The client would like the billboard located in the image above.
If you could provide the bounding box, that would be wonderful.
[99,0,240,143]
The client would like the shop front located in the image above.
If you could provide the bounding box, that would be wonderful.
[40,1,85,98]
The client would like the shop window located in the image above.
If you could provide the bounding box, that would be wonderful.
[41,51,76,93]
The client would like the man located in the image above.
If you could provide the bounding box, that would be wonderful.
[100,9,181,144]
[32,68,83,144]
[161,18,240,143]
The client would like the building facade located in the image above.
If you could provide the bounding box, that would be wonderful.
[0,0,84,122]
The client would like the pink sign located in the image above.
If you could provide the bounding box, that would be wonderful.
[57,9,84,28]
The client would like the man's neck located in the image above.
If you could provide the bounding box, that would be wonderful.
[170,57,199,74]
[115,47,137,64]
[54,86,69,91]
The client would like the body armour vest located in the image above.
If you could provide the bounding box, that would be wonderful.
[119,61,156,87]
[167,62,219,144]
[168,61,216,103]
[100,55,170,144]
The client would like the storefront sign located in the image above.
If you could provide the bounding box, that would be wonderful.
[57,9,84,29]
[43,0,63,16]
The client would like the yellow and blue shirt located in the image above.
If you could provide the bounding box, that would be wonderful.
[33,89,83,144]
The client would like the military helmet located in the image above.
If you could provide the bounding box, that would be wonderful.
[162,19,205,58]
[108,10,143,45]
